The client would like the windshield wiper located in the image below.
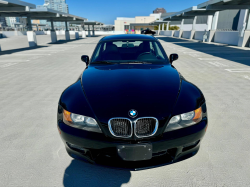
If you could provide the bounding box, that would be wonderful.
[121,61,152,64]
[91,61,115,64]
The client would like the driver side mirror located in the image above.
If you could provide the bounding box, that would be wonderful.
[81,55,89,66]
[169,54,178,63]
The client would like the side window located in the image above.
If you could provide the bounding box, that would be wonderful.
[154,42,165,59]
[92,43,102,62]
[149,42,155,53]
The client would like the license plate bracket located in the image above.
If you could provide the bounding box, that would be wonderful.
[117,144,152,161]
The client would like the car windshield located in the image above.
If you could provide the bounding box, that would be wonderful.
[90,40,169,64]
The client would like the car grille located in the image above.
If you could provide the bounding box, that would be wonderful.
[108,117,158,138]
[108,118,132,138]
[135,118,158,137]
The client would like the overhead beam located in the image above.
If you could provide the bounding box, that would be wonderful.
[0,7,26,11]
[183,12,216,16]
[206,5,250,10]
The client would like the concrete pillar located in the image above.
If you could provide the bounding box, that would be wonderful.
[75,32,79,39]
[65,21,70,40]
[162,23,164,31]
[207,15,213,31]
[179,19,184,38]
[158,24,161,35]
[238,9,250,47]
[82,30,86,38]
[211,11,219,30]
[207,12,219,43]
[88,25,91,37]
[167,22,169,31]
[50,19,57,43]
[27,31,37,47]
[92,25,95,36]
[190,16,197,39]
[27,16,32,31]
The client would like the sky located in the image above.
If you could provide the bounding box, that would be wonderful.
[25,0,205,25]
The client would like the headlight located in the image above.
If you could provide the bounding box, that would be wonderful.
[63,109,102,133]
[165,107,202,132]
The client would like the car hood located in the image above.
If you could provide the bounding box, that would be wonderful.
[81,64,180,123]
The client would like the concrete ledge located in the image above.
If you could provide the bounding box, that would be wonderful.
[65,31,70,40]
[27,31,37,47]
[50,31,57,43]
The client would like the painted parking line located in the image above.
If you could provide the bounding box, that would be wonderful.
[0,63,17,68]
[225,69,250,72]
[188,54,200,57]
[207,61,228,67]
[198,58,225,61]
[0,60,30,63]
[10,54,51,56]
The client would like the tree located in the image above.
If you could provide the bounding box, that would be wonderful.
[154,24,180,31]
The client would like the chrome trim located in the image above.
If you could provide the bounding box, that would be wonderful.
[134,117,159,138]
[108,117,133,138]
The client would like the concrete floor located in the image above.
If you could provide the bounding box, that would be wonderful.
[0,35,250,187]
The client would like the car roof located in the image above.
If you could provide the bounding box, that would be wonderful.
[100,34,157,42]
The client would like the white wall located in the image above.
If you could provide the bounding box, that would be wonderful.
[171,24,208,31]
[160,31,174,36]
[95,31,125,35]
[194,31,206,41]
[1,31,26,37]
[182,31,191,39]
[214,31,239,46]
[174,31,180,37]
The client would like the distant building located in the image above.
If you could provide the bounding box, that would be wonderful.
[36,0,69,29]
[0,17,7,27]
[153,8,166,14]
[5,17,20,27]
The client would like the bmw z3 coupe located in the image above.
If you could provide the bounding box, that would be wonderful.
[57,35,208,168]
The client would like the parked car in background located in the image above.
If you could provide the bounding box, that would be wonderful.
[141,28,156,35]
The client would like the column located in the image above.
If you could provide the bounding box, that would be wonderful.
[50,18,57,43]
[162,23,164,31]
[92,25,95,36]
[27,16,32,31]
[81,24,86,38]
[238,9,250,47]
[167,22,169,31]
[208,11,219,42]
[211,11,219,30]
[179,19,184,38]
[26,16,37,47]
[88,25,91,37]
[65,21,70,40]
[190,16,197,40]
[158,24,161,35]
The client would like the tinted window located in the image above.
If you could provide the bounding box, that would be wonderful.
[91,40,169,64]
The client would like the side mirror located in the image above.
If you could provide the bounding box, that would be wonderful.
[169,53,178,63]
[81,55,89,66]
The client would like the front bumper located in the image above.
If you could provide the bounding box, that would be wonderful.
[58,118,207,168]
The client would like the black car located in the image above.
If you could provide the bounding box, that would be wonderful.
[141,28,156,35]
[57,35,207,169]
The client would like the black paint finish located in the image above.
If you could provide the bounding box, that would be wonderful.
[58,35,207,166]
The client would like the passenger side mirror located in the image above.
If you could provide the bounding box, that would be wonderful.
[169,54,178,63]
[81,55,89,66]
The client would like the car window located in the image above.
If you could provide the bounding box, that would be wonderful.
[91,40,169,64]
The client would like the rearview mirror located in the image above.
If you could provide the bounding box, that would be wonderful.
[81,55,89,66]
[169,54,178,63]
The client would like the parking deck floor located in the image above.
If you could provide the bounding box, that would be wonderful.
[0,35,250,186]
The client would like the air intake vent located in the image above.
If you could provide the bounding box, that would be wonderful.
[108,118,132,138]
[135,117,158,138]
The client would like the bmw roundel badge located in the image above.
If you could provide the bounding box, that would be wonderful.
[128,109,138,118]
